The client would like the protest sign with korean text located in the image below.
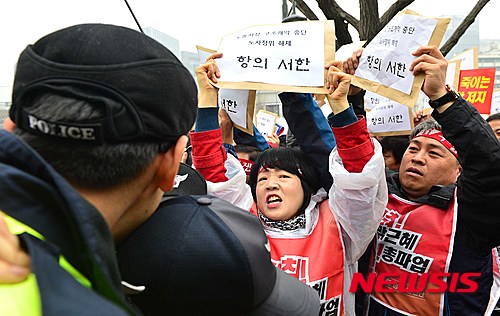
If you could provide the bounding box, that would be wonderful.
[215,20,335,94]
[458,68,496,115]
[218,89,256,135]
[256,110,278,137]
[365,91,414,136]
[197,45,257,135]
[351,10,450,108]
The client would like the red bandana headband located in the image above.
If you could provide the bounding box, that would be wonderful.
[413,129,458,158]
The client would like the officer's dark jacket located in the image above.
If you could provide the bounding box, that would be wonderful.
[0,130,137,315]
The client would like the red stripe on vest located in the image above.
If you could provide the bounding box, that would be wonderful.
[251,202,345,316]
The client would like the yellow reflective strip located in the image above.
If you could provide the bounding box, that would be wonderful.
[59,256,92,288]
[3,213,92,288]
[3,213,44,240]
[0,274,42,316]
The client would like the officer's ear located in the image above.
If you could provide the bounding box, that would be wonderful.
[156,135,188,192]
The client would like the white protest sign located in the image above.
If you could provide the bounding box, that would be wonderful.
[445,59,461,89]
[491,89,500,115]
[215,20,335,94]
[364,90,382,111]
[450,47,478,70]
[351,10,450,108]
[197,45,256,135]
[218,89,255,134]
[365,92,413,136]
[256,110,278,137]
[355,13,436,94]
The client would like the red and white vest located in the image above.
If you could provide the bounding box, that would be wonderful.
[486,248,500,315]
[251,201,345,316]
[371,193,457,316]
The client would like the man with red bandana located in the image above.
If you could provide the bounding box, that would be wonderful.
[341,46,500,315]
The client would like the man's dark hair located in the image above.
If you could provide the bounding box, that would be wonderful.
[380,136,409,165]
[234,145,261,162]
[14,93,173,189]
[486,113,500,122]
[410,118,442,139]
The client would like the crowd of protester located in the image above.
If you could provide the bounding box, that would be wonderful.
[1,21,500,316]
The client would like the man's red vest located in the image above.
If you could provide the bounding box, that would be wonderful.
[371,193,456,315]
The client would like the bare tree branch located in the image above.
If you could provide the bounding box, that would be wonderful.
[290,0,319,20]
[359,0,381,40]
[440,0,491,56]
[380,0,415,25]
[317,0,359,29]
[335,19,353,48]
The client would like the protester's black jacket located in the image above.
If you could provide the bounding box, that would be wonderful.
[0,130,137,315]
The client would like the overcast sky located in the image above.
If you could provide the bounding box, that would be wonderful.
[1,0,499,87]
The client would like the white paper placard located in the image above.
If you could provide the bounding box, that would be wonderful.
[218,89,250,129]
[256,110,278,136]
[366,94,413,135]
[216,21,330,88]
[445,60,461,89]
[450,47,478,70]
[355,14,437,96]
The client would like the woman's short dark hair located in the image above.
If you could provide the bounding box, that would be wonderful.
[249,147,320,214]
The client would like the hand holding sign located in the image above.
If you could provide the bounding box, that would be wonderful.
[342,48,363,75]
[196,53,222,108]
[266,133,280,148]
[410,45,448,101]
[325,62,351,115]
